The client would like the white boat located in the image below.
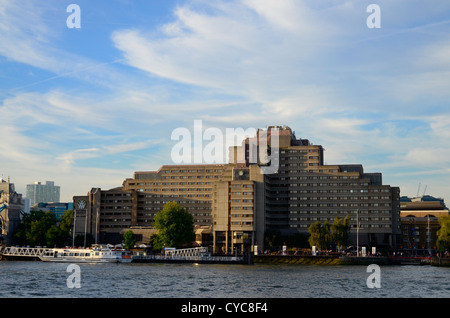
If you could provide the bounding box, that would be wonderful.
[38,244,133,263]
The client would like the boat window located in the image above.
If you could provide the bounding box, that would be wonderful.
[86,253,90,257]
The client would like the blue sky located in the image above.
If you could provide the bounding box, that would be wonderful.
[0,0,449,203]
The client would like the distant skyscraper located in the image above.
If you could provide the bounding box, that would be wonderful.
[26,181,60,205]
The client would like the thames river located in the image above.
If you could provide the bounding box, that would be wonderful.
[0,261,448,298]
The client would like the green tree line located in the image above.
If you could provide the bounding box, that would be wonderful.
[122,202,196,251]
[150,201,195,250]
[307,215,351,251]
[11,204,450,253]
[14,210,73,247]
[437,215,450,252]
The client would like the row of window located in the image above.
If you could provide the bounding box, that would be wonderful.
[101,218,211,224]
[289,202,391,207]
[137,191,213,197]
[101,193,131,197]
[268,188,389,193]
[280,156,319,160]
[137,212,211,217]
[289,210,391,214]
[102,200,132,203]
[162,169,222,173]
[138,194,212,200]
[270,183,374,188]
[281,149,319,154]
[289,224,392,228]
[273,169,348,174]
[138,200,210,204]
[230,192,253,196]
[231,214,253,218]
[290,196,390,200]
[138,206,211,211]
[161,175,219,180]
[102,206,131,210]
[231,184,252,188]
[289,217,391,221]
[132,181,215,186]
[135,188,213,193]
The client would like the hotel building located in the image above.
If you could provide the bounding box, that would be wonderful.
[233,126,401,250]
[73,125,401,253]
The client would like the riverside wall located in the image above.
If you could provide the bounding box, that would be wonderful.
[431,257,450,267]
[254,255,341,265]
[254,255,440,266]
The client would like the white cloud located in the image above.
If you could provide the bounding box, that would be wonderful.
[2,0,450,204]
[111,0,346,103]
[0,0,131,93]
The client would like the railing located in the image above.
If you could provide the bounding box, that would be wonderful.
[1,247,49,257]
[164,247,210,258]
[132,254,244,263]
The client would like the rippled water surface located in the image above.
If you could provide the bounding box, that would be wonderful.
[0,261,448,298]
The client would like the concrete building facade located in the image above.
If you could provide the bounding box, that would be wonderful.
[233,126,401,251]
[73,125,401,253]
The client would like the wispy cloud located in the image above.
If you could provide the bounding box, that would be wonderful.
[1,0,450,203]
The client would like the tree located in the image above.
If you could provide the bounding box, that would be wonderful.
[308,220,331,251]
[152,202,195,249]
[13,210,74,247]
[27,211,56,246]
[264,229,282,249]
[59,210,74,234]
[47,210,73,247]
[308,216,351,252]
[330,215,351,251]
[437,215,450,252]
[123,230,137,250]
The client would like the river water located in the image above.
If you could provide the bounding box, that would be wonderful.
[0,261,448,299]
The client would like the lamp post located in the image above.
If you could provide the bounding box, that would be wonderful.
[72,208,76,248]
[356,209,360,257]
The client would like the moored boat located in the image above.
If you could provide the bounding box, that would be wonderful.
[38,244,132,263]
